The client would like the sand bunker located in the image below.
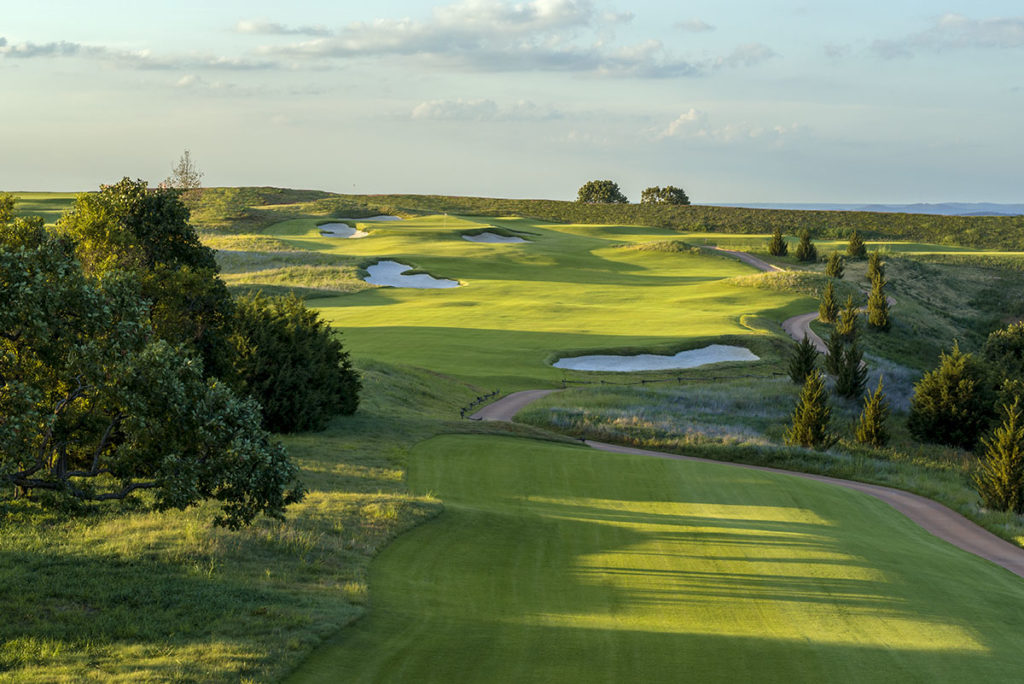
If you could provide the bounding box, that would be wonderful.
[319,223,369,238]
[553,344,759,372]
[364,260,460,289]
[462,231,527,244]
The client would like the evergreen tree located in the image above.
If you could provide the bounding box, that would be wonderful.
[767,226,788,257]
[847,228,867,258]
[834,342,867,399]
[835,295,860,340]
[867,273,891,331]
[908,342,994,449]
[795,229,817,262]
[785,370,837,449]
[973,398,1024,513]
[855,376,890,447]
[819,280,839,323]
[825,252,845,279]
[866,251,884,281]
[788,335,819,384]
[825,328,845,375]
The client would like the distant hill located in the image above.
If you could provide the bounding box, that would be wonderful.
[717,202,1024,216]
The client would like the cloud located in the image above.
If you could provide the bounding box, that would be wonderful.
[823,42,850,59]
[675,19,715,33]
[659,108,804,144]
[235,20,332,37]
[712,42,777,68]
[263,0,766,78]
[411,98,562,121]
[873,13,1024,58]
[0,38,278,70]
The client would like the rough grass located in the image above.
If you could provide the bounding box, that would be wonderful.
[291,434,1024,683]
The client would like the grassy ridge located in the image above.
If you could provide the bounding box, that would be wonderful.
[292,435,1024,683]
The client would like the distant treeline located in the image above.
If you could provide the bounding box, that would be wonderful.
[189,188,1024,251]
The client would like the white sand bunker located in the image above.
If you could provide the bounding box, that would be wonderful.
[554,344,759,372]
[364,260,460,289]
[462,231,527,244]
[319,223,369,238]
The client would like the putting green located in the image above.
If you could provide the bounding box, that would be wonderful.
[267,216,808,389]
[291,435,1024,683]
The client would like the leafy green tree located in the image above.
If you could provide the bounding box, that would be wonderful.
[795,229,817,262]
[867,273,891,331]
[908,342,994,449]
[983,322,1024,382]
[577,180,628,204]
[819,279,839,323]
[855,376,890,447]
[0,192,13,223]
[767,226,788,257]
[834,342,867,399]
[640,185,690,205]
[847,228,866,258]
[866,251,884,281]
[973,398,1024,513]
[231,293,361,433]
[788,335,819,384]
[785,370,837,449]
[0,218,302,526]
[835,295,860,340]
[58,178,235,378]
[825,252,845,278]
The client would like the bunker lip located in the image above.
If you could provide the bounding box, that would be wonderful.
[319,222,368,239]
[553,344,759,372]
[462,231,527,244]
[364,260,460,289]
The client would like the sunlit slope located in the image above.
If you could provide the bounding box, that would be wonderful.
[292,434,1024,684]
[267,216,807,389]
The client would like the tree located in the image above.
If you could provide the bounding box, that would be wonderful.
[0,217,303,526]
[785,370,837,449]
[0,192,13,223]
[835,295,860,340]
[577,180,628,204]
[825,252,844,279]
[834,342,867,399]
[983,322,1024,383]
[795,229,817,262]
[855,376,890,447]
[767,226,788,257]
[974,398,1024,513]
[866,251,884,281]
[819,280,839,323]
[58,178,235,378]
[867,273,891,331]
[847,228,866,258]
[231,293,361,433]
[640,185,690,205]
[825,328,846,376]
[163,148,204,192]
[908,342,994,450]
[788,335,819,384]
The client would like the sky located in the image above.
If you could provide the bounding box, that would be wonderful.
[1,1,1022,203]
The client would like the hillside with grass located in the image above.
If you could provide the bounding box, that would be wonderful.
[4,188,1024,682]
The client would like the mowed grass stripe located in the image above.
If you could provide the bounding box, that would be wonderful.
[290,435,1024,683]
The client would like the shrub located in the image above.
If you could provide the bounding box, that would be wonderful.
[795,229,817,262]
[819,280,839,323]
[866,251,884,281]
[847,228,866,258]
[767,226,788,257]
[974,398,1024,513]
[834,342,868,399]
[835,295,860,340]
[231,293,361,433]
[855,376,890,447]
[784,370,837,449]
[867,273,891,331]
[908,342,994,449]
[825,252,844,278]
[788,335,819,384]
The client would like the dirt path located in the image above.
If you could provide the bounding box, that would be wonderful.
[709,246,783,273]
[473,390,1024,579]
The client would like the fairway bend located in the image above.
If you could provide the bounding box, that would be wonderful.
[472,390,1024,580]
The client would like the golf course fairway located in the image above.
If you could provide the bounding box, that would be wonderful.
[290,435,1024,683]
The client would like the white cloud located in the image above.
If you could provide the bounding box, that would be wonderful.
[411,98,562,121]
[873,13,1024,58]
[235,20,332,37]
[659,109,804,144]
[0,38,278,70]
[675,19,715,33]
[713,42,777,69]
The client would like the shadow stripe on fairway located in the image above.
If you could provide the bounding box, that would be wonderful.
[473,390,1024,580]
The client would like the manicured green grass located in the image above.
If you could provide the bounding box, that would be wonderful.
[10,192,78,225]
[254,216,808,389]
[291,434,1024,683]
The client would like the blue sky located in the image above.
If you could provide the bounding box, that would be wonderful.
[2,1,1022,202]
